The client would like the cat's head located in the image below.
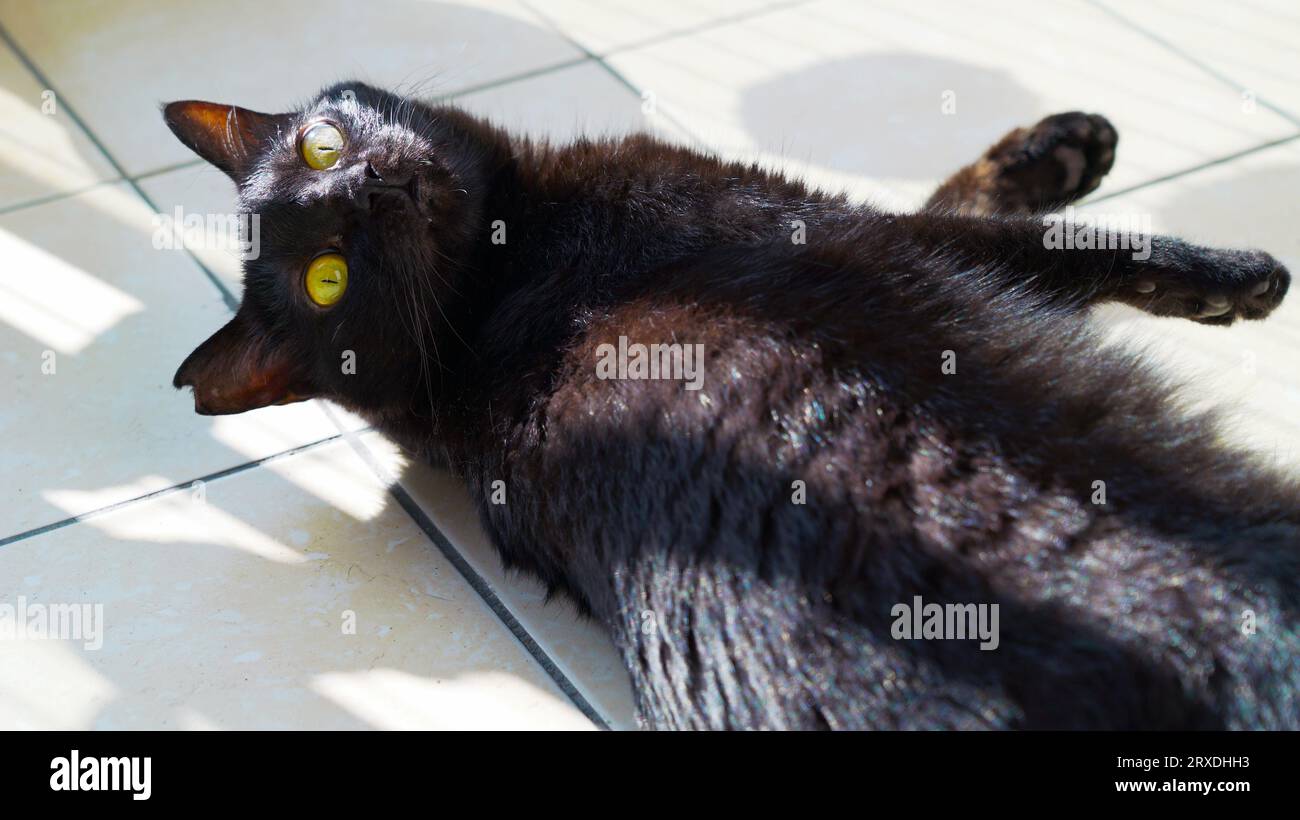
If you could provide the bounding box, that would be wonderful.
[164,82,489,417]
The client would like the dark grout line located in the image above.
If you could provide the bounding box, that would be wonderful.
[0,21,240,312]
[131,157,207,181]
[519,0,708,146]
[1082,131,1300,205]
[0,176,123,216]
[0,429,357,550]
[533,0,818,62]
[387,480,614,731]
[0,23,131,179]
[435,55,595,100]
[1085,0,1300,128]
[594,59,705,147]
[0,161,209,217]
[320,407,613,730]
[608,0,819,57]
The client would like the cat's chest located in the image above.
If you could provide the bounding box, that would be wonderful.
[519,187,821,283]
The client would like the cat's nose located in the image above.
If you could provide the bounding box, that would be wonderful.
[356,161,417,212]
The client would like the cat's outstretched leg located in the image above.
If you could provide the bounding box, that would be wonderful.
[926,112,1117,216]
[892,213,1290,324]
[915,112,1289,322]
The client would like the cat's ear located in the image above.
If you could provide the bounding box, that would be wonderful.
[162,100,292,182]
[173,310,316,415]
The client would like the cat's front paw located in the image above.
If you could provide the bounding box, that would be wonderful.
[1127,250,1289,325]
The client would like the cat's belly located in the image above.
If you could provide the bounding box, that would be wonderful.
[468,291,1300,729]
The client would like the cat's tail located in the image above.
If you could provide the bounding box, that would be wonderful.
[924,112,1117,217]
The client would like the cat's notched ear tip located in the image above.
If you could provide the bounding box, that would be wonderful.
[172,359,214,415]
[170,378,240,416]
[189,396,219,417]
[172,359,191,392]
[173,350,239,416]
[171,330,317,416]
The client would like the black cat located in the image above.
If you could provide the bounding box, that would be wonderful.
[164,84,1298,729]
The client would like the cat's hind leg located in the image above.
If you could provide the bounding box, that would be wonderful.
[925,112,1117,216]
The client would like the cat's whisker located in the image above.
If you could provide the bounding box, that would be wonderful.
[387,267,432,414]
[395,253,442,416]
[422,269,473,356]
[425,248,465,298]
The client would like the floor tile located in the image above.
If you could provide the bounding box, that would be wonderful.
[0,183,357,538]
[525,0,793,56]
[0,42,117,211]
[603,0,1299,211]
[454,59,687,144]
[0,0,585,177]
[1077,139,1300,473]
[354,432,639,729]
[1092,0,1300,126]
[0,438,594,729]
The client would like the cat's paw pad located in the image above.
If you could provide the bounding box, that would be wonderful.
[1130,252,1289,325]
[994,112,1117,209]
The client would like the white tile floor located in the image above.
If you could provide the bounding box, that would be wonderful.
[0,0,1297,729]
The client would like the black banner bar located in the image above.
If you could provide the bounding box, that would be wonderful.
[4,731,1290,807]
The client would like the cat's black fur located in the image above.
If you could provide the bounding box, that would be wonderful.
[165,83,1299,729]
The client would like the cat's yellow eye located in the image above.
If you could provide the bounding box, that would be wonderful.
[299,122,345,170]
[304,253,348,307]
